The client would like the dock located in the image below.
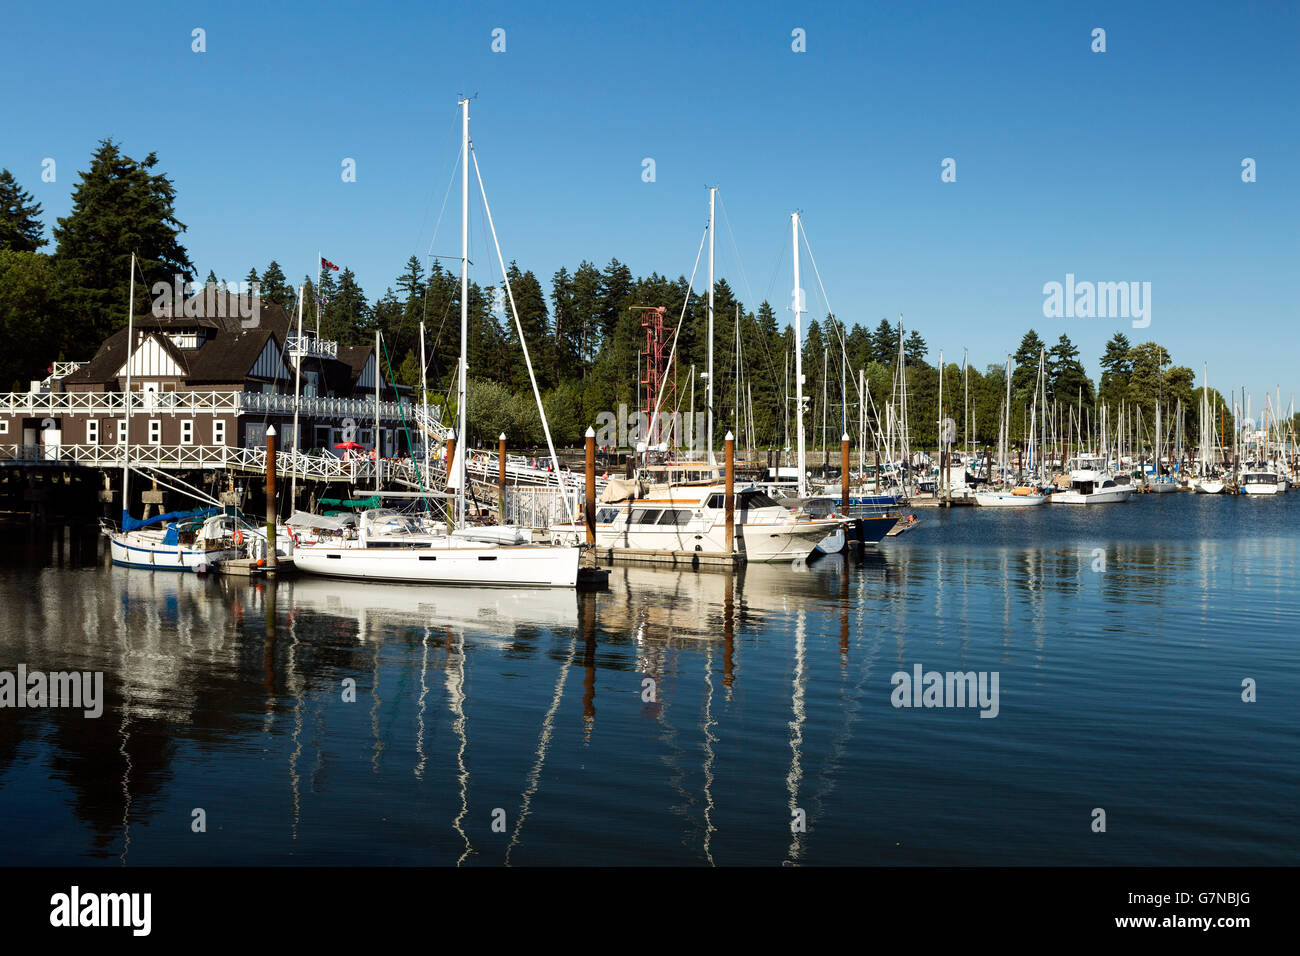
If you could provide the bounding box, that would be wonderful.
[215,557,297,579]
[593,548,744,568]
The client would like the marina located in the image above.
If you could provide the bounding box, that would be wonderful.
[0,3,1295,927]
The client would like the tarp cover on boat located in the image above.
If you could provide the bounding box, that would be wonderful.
[286,510,352,530]
[315,495,381,509]
[598,477,643,504]
[121,507,218,532]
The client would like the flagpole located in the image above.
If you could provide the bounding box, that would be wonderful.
[315,251,322,338]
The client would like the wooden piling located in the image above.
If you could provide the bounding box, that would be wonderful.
[725,431,735,555]
[265,426,277,577]
[498,432,507,523]
[841,432,850,509]
[585,426,596,545]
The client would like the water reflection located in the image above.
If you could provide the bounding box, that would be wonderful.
[0,496,1296,865]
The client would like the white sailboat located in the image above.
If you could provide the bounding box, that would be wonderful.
[294,99,579,588]
[1194,365,1225,493]
[974,355,1047,507]
[104,254,237,572]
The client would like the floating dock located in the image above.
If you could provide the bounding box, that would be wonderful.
[593,548,744,569]
[215,557,297,579]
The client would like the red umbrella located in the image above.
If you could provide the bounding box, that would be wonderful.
[334,441,367,450]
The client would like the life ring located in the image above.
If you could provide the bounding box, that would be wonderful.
[234,529,244,546]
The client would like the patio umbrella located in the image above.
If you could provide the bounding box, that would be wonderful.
[334,441,367,450]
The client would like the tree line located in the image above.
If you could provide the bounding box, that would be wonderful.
[1,140,1267,452]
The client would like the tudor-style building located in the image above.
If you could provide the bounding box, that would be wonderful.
[1,291,424,463]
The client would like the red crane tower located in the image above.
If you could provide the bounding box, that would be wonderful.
[633,306,676,448]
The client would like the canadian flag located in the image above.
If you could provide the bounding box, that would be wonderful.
[321,256,340,271]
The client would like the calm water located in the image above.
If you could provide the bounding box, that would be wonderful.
[1,493,1296,866]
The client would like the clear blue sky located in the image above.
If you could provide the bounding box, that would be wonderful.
[3,0,1296,412]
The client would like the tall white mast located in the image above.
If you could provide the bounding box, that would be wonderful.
[791,212,807,498]
[420,320,429,488]
[374,328,382,490]
[937,348,944,497]
[707,186,717,467]
[121,253,136,521]
[291,285,303,510]
[457,96,470,528]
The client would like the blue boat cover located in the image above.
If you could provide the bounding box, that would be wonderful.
[121,507,218,532]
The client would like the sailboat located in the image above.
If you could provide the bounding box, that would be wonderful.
[293,99,580,588]
[974,354,1047,507]
[1193,365,1225,494]
[552,202,863,558]
[103,255,237,572]
[1146,401,1178,493]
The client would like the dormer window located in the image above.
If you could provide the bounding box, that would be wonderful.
[168,330,206,349]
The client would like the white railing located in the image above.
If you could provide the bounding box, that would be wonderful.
[505,487,582,529]
[0,389,424,424]
[0,437,593,500]
[286,334,338,359]
[51,362,84,380]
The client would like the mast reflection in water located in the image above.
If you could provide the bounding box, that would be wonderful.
[0,494,1296,865]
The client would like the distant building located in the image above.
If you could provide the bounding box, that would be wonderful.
[1,290,420,462]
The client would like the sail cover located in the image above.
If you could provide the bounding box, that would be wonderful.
[121,507,218,532]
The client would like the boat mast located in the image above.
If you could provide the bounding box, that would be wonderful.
[122,252,136,522]
[457,96,470,529]
[291,285,303,511]
[707,186,716,468]
[420,321,430,489]
[791,212,807,499]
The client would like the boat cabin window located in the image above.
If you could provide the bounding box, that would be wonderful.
[595,507,620,523]
[656,508,691,526]
[631,508,663,525]
[739,490,779,509]
[705,494,724,509]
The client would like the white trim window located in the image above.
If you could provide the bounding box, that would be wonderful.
[118,419,127,445]
[86,420,99,445]
[213,419,226,445]
[0,420,8,435]
[181,420,194,445]
[148,419,161,445]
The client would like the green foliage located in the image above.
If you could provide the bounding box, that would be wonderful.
[53,139,193,345]
[0,170,46,252]
[0,250,57,389]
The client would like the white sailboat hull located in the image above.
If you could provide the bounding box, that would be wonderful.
[973,491,1048,507]
[109,531,233,572]
[1050,486,1134,505]
[554,519,841,562]
[1194,479,1225,494]
[293,542,580,587]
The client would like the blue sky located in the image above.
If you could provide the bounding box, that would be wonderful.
[2,0,1296,409]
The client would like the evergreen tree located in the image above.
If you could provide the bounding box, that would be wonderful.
[0,250,57,389]
[1098,333,1133,406]
[321,267,370,343]
[502,262,552,391]
[52,139,192,342]
[1046,334,1093,406]
[550,266,576,381]
[260,260,294,309]
[871,319,897,365]
[0,170,46,252]
[904,329,928,368]
[1011,329,1046,403]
